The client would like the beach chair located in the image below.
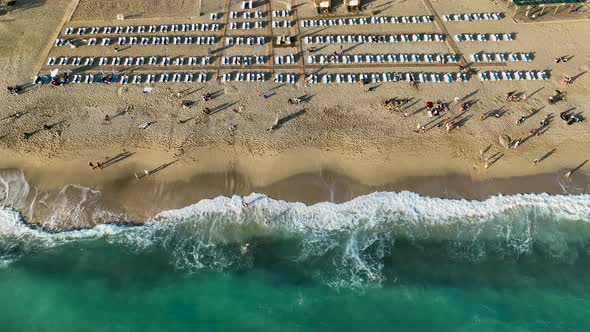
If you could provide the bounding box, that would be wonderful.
[525,71,534,80]
[336,74,344,84]
[523,53,531,62]
[157,73,167,83]
[382,73,392,82]
[430,73,440,82]
[412,34,421,42]
[274,74,283,83]
[537,71,548,80]
[348,74,357,83]
[287,74,295,84]
[83,74,93,84]
[443,73,454,82]
[322,74,332,84]
[184,73,193,82]
[417,73,427,82]
[371,73,381,83]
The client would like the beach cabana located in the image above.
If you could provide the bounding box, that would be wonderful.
[345,0,361,12]
[313,0,332,14]
[506,0,589,16]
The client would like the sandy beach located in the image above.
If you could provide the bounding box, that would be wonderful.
[1,0,589,229]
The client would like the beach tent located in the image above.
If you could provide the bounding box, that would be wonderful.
[313,0,332,14]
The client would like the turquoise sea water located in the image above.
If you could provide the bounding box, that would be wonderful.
[1,192,590,331]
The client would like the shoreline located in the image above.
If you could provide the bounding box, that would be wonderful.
[1,147,588,230]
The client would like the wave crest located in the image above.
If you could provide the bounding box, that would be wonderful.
[2,192,590,289]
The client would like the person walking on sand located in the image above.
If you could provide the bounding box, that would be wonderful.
[532,159,539,166]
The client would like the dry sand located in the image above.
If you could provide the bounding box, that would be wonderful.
[1,0,590,229]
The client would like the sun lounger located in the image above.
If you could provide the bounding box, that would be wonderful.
[171,73,180,82]
[537,71,548,80]
[81,74,92,84]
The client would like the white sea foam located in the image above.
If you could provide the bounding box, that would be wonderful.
[2,191,590,288]
[0,191,589,241]
[156,191,590,228]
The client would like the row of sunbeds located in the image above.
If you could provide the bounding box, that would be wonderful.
[305,72,469,84]
[34,72,211,85]
[442,12,504,22]
[300,15,433,28]
[470,52,533,62]
[307,53,458,64]
[47,56,214,67]
[478,70,549,81]
[64,24,220,36]
[455,33,514,42]
[54,35,217,47]
[303,34,445,44]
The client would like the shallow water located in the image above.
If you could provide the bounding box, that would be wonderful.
[1,192,590,331]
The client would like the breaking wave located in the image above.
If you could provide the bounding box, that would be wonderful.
[2,190,590,289]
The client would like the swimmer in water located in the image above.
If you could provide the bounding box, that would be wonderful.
[241,242,251,254]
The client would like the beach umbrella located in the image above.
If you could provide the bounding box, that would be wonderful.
[499,134,512,148]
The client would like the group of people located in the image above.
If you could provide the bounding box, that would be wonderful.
[560,111,584,125]
[505,91,527,103]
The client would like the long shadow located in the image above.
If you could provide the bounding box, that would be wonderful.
[211,89,224,99]
[178,116,197,124]
[537,148,556,164]
[528,86,544,98]
[211,101,238,115]
[267,83,286,93]
[98,151,135,169]
[487,153,504,168]
[461,89,479,101]
[569,160,588,176]
[571,71,586,83]
[403,98,420,110]
[298,94,314,102]
[411,106,427,116]
[524,106,543,120]
[455,114,472,127]
[183,87,203,97]
[23,128,43,139]
[137,160,179,179]
[109,110,128,120]
[1,111,29,122]
[44,119,66,130]
[275,109,307,129]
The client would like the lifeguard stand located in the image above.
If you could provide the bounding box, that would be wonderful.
[345,0,361,12]
[313,0,332,14]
